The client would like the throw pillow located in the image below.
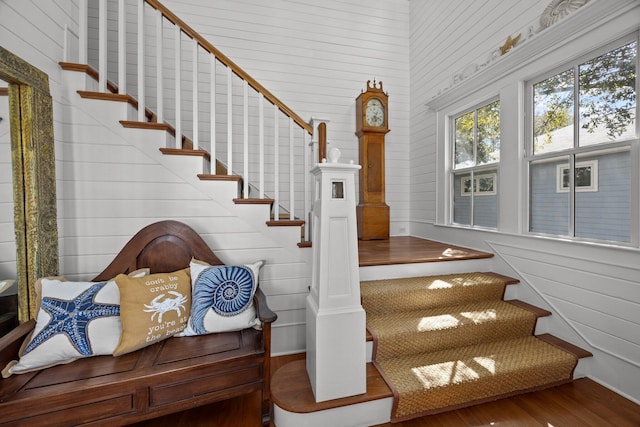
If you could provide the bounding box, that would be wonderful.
[113,269,191,356]
[179,259,263,337]
[2,278,122,377]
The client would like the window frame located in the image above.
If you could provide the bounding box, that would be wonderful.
[449,97,501,229]
[524,33,639,245]
[556,160,598,193]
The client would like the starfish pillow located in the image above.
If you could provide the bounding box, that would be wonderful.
[3,279,122,377]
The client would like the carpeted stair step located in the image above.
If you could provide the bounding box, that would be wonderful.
[361,271,590,422]
[361,272,516,315]
[376,335,578,421]
[367,300,540,359]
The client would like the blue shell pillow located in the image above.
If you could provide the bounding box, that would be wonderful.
[2,278,122,377]
[179,259,263,336]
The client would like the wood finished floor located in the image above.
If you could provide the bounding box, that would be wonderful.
[357,236,493,266]
[132,240,640,425]
[132,352,640,426]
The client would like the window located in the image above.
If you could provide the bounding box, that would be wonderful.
[527,38,637,243]
[556,160,598,193]
[452,99,500,228]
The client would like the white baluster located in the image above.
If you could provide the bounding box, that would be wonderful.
[192,38,199,150]
[259,93,264,199]
[304,130,310,241]
[155,10,163,122]
[137,0,145,122]
[243,81,249,198]
[289,118,295,220]
[118,0,126,95]
[79,0,87,64]
[227,67,232,172]
[175,26,182,148]
[210,55,216,173]
[98,0,107,92]
[273,105,280,220]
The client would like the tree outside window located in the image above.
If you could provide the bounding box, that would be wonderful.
[452,100,500,228]
[529,39,636,243]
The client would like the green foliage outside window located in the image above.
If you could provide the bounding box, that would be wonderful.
[454,100,500,168]
[533,41,637,154]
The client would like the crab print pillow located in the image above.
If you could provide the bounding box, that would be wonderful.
[113,268,191,356]
[178,259,263,337]
[2,278,123,377]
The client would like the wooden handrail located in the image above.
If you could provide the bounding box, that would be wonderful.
[318,122,327,163]
[145,0,312,135]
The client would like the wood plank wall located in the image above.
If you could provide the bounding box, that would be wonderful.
[161,0,411,235]
[0,0,410,356]
[408,0,640,405]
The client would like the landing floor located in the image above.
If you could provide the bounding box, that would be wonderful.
[358,236,493,267]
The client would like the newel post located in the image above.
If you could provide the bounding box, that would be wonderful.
[306,148,366,402]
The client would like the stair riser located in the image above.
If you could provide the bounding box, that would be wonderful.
[362,283,506,315]
[377,336,578,420]
[372,315,537,360]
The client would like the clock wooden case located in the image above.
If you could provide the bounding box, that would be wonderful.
[355,80,390,240]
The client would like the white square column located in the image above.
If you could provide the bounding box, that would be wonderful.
[306,152,366,402]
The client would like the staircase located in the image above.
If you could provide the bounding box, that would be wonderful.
[61,0,324,245]
[361,272,591,422]
[273,264,592,427]
[59,4,595,425]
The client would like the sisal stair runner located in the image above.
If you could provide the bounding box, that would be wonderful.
[361,272,579,422]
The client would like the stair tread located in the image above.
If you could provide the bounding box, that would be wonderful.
[266,220,305,226]
[197,174,242,181]
[361,272,512,315]
[537,333,593,359]
[368,300,539,359]
[505,299,552,317]
[368,300,538,336]
[375,335,577,414]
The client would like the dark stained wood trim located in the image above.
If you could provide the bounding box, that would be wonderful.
[77,89,135,105]
[60,61,98,81]
[0,88,8,96]
[506,300,552,318]
[297,241,312,248]
[483,271,520,285]
[266,220,305,227]
[120,120,171,131]
[271,359,392,414]
[198,174,242,182]
[358,236,494,267]
[160,147,210,161]
[537,333,593,359]
[233,198,274,205]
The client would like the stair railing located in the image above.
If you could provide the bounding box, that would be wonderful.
[69,0,317,241]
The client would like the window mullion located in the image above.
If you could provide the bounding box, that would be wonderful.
[569,154,576,238]
[471,112,478,226]
[570,65,580,237]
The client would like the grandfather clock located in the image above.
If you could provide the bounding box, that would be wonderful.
[355,80,390,240]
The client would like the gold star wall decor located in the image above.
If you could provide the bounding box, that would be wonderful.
[500,33,521,55]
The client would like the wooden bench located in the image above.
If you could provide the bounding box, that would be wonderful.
[0,220,277,426]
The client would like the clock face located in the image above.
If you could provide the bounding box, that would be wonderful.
[365,98,385,127]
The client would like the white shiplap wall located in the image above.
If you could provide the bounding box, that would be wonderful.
[0,0,410,354]
[162,0,411,234]
[0,88,15,280]
[409,0,640,403]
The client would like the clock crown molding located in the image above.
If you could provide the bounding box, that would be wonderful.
[362,79,387,97]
